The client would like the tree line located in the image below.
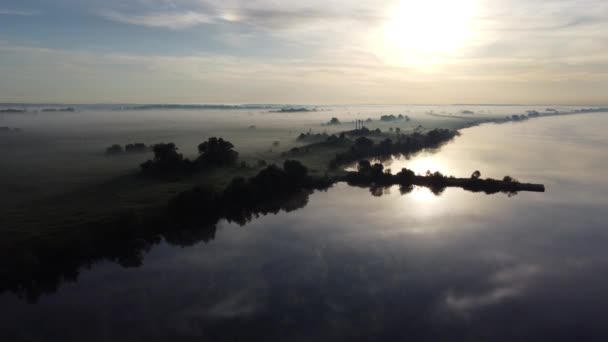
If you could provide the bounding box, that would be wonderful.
[139,137,239,177]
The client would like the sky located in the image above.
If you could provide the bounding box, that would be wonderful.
[0,0,607,104]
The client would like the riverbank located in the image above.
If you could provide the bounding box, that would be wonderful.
[0,157,545,302]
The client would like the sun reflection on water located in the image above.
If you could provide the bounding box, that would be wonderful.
[409,186,438,203]
[402,156,447,176]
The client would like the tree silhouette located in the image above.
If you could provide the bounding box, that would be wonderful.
[140,143,194,177]
[105,144,123,155]
[125,143,149,153]
[284,160,308,183]
[197,137,238,166]
[328,117,341,125]
[153,143,182,164]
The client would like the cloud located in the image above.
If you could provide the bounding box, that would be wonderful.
[445,286,521,313]
[3,0,608,104]
[96,1,388,31]
[444,264,541,315]
[2,41,608,104]
[0,9,40,16]
[0,42,410,103]
[205,290,260,318]
[93,0,608,67]
[99,10,214,29]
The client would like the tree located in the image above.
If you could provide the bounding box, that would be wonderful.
[377,138,393,155]
[140,143,189,176]
[197,137,238,166]
[284,160,308,183]
[370,163,384,178]
[471,170,481,179]
[358,160,371,172]
[106,144,123,155]
[153,143,182,164]
[396,168,415,183]
[125,143,148,153]
[354,136,374,150]
[503,175,517,183]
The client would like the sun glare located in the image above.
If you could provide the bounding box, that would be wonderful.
[378,0,476,68]
[405,156,446,176]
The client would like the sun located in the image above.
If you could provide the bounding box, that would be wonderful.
[377,0,476,67]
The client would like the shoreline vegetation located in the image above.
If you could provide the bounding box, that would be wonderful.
[426,106,608,122]
[114,104,275,111]
[4,107,603,302]
[2,105,607,115]
[269,107,317,113]
[105,143,152,155]
[344,161,544,196]
[40,107,76,112]
[0,157,543,302]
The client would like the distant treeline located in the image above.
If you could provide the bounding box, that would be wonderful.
[41,107,75,112]
[323,117,341,125]
[380,114,410,122]
[0,109,27,113]
[330,129,459,169]
[343,126,383,137]
[433,107,608,122]
[270,107,317,113]
[0,107,75,113]
[575,107,608,113]
[296,132,333,143]
[105,143,152,155]
[320,114,411,127]
[115,104,275,111]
